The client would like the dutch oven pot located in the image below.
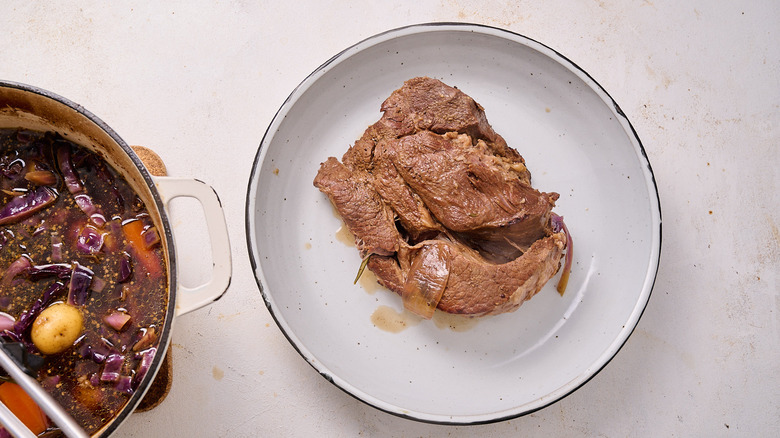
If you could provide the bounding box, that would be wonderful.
[0,80,232,436]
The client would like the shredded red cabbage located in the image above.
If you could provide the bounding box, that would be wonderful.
[74,194,106,227]
[0,313,15,332]
[56,145,105,227]
[77,225,105,255]
[24,263,72,281]
[77,341,111,364]
[67,262,94,306]
[133,347,156,390]
[11,281,67,342]
[118,252,133,283]
[114,375,133,394]
[0,157,23,180]
[41,374,61,390]
[551,213,573,295]
[0,186,57,226]
[100,354,124,382]
[1,255,31,286]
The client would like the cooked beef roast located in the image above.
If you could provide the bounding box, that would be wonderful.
[314,77,569,317]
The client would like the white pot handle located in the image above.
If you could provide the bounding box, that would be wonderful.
[153,177,232,316]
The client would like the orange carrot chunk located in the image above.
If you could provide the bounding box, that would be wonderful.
[0,382,49,434]
[122,220,163,278]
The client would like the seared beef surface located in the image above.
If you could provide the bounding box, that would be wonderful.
[314,77,566,317]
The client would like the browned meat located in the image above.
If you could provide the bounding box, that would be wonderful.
[312,157,399,256]
[314,77,568,317]
[368,233,565,316]
[342,77,530,186]
[375,131,558,262]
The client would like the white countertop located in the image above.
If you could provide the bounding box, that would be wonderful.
[1,1,778,437]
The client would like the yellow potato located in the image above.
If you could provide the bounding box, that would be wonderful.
[31,303,84,355]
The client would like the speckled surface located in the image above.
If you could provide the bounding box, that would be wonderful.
[1,1,778,437]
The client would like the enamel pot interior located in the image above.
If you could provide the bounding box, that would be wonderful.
[0,81,177,437]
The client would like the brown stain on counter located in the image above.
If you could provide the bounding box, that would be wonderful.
[217,312,241,322]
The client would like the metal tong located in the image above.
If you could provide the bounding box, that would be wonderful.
[0,343,88,438]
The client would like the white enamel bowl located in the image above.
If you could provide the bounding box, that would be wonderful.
[246,23,661,424]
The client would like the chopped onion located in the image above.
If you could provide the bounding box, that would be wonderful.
[24,170,56,186]
[51,234,63,262]
[90,276,107,293]
[141,226,161,249]
[103,311,131,332]
[0,312,15,332]
[132,326,157,352]
[1,158,23,180]
[56,145,83,194]
[76,342,92,359]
